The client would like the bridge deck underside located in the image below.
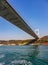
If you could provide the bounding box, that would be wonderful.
[0,0,39,39]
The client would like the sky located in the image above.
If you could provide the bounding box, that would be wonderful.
[0,0,48,40]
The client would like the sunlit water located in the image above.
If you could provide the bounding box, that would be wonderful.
[0,45,48,65]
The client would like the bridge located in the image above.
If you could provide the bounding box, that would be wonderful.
[0,0,39,39]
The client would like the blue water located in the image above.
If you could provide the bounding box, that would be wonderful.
[0,45,48,65]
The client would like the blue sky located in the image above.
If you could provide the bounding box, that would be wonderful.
[0,0,48,40]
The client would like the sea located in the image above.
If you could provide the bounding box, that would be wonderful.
[0,45,48,65]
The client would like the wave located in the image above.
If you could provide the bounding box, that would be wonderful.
[0,54,5,58]
[0,63,5,65]
[11,60,33,65]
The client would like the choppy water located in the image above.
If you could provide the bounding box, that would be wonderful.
[0,45,48,65]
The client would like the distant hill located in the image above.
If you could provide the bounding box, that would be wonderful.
[41,35,48,41]
[36,35,48,45]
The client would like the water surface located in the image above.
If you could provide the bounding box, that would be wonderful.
[0,45,48,65]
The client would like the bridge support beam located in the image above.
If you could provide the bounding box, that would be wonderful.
[0,0,39,39]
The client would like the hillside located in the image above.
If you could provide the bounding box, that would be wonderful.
[0,35,48,46]
[36,35,48,45]
[0,39,32,46]
[41,35,48,41]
